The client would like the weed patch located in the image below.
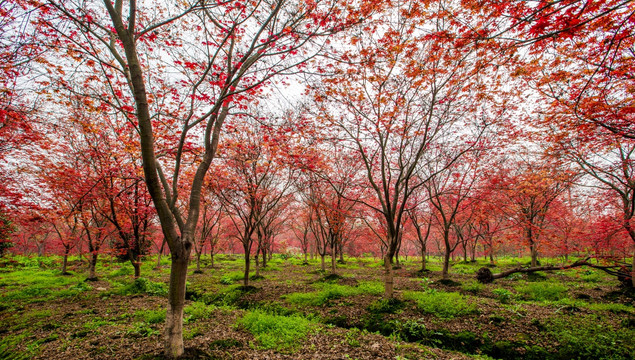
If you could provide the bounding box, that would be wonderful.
[116,278,168,297]
[237,310,317,351]
[403,290,479,318]
[515,282,568,302]
[285,281,384,306]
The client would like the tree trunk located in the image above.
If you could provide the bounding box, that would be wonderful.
[195,252,202,273]
[632,247,635,288]
[384,254,394,298]
[132,255,141,278]
[210,253,214,268]
[339,240,344,262]
[530,241,538,267]
[164,253,189,357]
[261,247,267,268]
[87,252,98,280]
[320,254,325,271]
[254,254,260,277]
[420,246,427,272]
[243,255,251,287]
[442,247,451,280]
[156,238,166,269]
[330,242,337,274]
[62,251,69,275]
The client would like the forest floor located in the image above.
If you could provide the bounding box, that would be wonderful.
[0,254,633,360]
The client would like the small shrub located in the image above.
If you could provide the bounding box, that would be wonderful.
[184,301,215,323]
[515,283,568,302]
[220,271,246,285]
[461,281,484,294]
[344,328,363,347]
[527,271,548,282]
[236,310,316,351]
[397,319,428,342]
[403,290,478,318]
[492,288,513,304]
[117,278,168,297]
[367,298,404,314]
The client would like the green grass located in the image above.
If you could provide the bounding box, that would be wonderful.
[492,288,514,304]
[220,271,247,285]
[0,268,90,305]
[515,282,568,302]
[284,281,384,306]
[184,301,215,323]
[461,281,485,294]
[545,314,634,359]
[403,290,479,318]
[134,308,166,324]
[115,278,168,297]
[237,310,317,351]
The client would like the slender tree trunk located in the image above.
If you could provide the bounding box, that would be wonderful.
[384,254,394,298]
[88,252,98,280]
[195,252,202,273]
[164,249,190,357]
[339,240,344,262]
[442,231,452,280]
[530,242,538,267]
[261,247,267,268]
[156,238,166,269]
[320,254,325,271]
[133,259,141,278]
[244,255,251,287]
[210,253,214,268]
[330,241,337,274]
[62,250,69,275]
[631,244,635,288]
[254,254,260,277]
[420,246,426,272]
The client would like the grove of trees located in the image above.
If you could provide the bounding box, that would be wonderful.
[1,0,633,357]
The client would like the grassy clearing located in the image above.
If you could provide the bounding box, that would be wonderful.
[403,290,479,318]
[236,310,317,351]
[284,281,384,306]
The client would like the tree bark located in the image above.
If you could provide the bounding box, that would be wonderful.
[195,252,202,273]
[330,241,337,274]
[632,248,635,288]
[420,246,426,272]
[243,255,251,287]
[62,251,69,275]
[320,254,325,271]
[530,241,538,267]
[254,254,260,277]
[87,252,98,280]
[164,251,189,357]
[384,254,394,298]
[132,255,141,279]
